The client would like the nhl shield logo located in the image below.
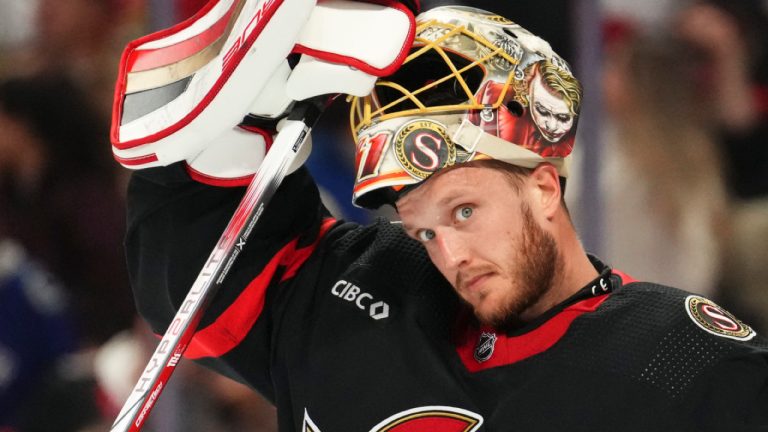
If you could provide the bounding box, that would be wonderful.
[473,332,497,363]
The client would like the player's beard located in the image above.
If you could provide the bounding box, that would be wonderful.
[478,203,560,329]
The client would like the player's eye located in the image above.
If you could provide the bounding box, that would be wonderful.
[455,206,473,222]
[416,229,436,242]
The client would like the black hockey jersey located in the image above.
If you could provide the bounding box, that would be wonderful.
[127,164,768,431]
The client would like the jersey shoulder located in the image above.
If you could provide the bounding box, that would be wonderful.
[562,280,768,399]
[324,219,446,291]
[606,282,763,347]
[319,219,457,326]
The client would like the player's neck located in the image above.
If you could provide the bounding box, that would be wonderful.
[519,224,598,322]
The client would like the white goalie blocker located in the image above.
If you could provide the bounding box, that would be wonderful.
[111,0,414,183]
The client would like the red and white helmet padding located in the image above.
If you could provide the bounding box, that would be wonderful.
[111,0,415,175]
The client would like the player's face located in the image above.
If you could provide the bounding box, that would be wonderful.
[529,75,574,142]
[397,167,558,327]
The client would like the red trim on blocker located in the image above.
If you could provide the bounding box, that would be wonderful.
[184,217,337,359]
[112,152,159,166]
[239,124,275,152]
[184,125,274,187]
[456,295,611,372]
[185,164,255,187]
[292,0,415,77]
[110,0,224,147]
[111,0,285,150]
[126,4,237,72]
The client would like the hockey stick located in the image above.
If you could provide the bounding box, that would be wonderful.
[110,98,325,432]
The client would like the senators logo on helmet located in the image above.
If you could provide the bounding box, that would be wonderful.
[394,120,456,180]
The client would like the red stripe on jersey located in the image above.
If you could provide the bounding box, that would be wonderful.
[184,217,337,359]
[281,218,336,281]
[455,294,610,372]
[612,269,637,285]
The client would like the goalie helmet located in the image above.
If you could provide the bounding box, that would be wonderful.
[349,6,582,209]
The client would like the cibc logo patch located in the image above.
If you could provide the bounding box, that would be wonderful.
[685,295,756,341]
[331,280,390,320]
[394,119,456,180]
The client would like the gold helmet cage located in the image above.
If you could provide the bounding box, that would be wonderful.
[348,6,582,209]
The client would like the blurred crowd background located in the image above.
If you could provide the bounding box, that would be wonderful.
[0,0,765,430]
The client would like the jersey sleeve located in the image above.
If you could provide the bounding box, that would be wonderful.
[125,163,336,401]
[686,341,768,430]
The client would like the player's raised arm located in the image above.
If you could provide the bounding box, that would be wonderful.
[112,1,415,429]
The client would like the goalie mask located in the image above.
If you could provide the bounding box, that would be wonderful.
[349,6,582,209]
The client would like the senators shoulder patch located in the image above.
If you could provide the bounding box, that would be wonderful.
[685,295,756,341]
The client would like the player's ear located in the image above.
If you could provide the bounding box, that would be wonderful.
[529,163,561,220]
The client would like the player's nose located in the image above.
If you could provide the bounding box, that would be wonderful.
[433,227,470,272]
